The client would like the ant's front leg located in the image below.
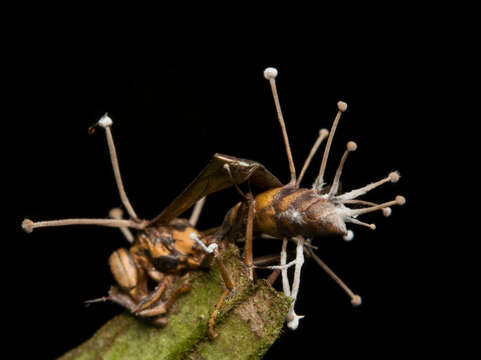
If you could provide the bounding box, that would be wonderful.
[244,193,256,281]
[106,286,169,327]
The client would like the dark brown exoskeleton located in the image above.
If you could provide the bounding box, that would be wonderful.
[216,67,406,329]
[21,114,282,338]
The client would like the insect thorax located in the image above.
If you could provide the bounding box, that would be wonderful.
[133,222,207,274]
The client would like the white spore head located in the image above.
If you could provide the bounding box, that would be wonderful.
[98,113,113,128]
[263,67,278,80]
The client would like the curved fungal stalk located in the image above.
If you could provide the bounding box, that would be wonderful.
[264,67,297,184]
[313,101,348,192]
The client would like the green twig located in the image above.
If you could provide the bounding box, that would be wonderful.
[59,244,291,360]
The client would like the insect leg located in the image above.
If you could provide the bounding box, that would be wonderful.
[190,232,234,339]
[134,281,168,313]
[104,286,139,313]
[222,163,256,279]
[244,193,256,281]
[208,288,230,339]
[206,244,235,338]
[108,248,146,302]
[105,286,167,327]
[267,269,281,285]
[137,282,192,317]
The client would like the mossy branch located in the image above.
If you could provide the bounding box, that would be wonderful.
[59,244,291,360]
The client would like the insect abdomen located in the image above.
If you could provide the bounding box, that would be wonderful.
[255,186,331,238]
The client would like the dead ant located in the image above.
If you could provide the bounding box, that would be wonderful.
[21,113,283,338]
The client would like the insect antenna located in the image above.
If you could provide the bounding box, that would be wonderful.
[296,128,329,187]
[94,113,138,220]
[314,101,348,192]
[264,67,297,185]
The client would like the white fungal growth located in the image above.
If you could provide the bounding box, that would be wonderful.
[98,113,113,128]
[287,313,305,330]
[343,230,354,241]
[281,236,306,330]
[263,67,278,80]
[280,208,305,225]
[189,232,217,254]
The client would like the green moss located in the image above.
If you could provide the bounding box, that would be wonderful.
[189,281,291,360]
[59,244,290,360]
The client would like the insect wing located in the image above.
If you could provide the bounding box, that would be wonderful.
[148,153,282,226]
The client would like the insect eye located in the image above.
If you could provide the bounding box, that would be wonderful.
[152,255,179,272]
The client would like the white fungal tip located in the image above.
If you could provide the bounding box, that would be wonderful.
[319,128,329,138]
[263,67,278,80]
[22,218,34,233]
[98,113,113,128]
[382,207,392,217]
[351,295,362,307]
[347,141,357,152]
[206,243,218,253]
[287,313,305,330]
[396,195,406,205]
[343,230,354,242]
[389,171,400,183]
[337,101,348,112]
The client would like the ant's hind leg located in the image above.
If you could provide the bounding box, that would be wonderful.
[108,248,145,302]
[107,286,139,313]
[137,282,192,317]
[133,278,170,313]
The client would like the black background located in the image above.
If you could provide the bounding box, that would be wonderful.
[4,38,452,358]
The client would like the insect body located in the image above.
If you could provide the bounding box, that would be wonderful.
[103,217,216,327]
[218,67,406,329]
[21,114,281,338]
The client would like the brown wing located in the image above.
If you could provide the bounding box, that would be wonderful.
[148,153,282,226]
